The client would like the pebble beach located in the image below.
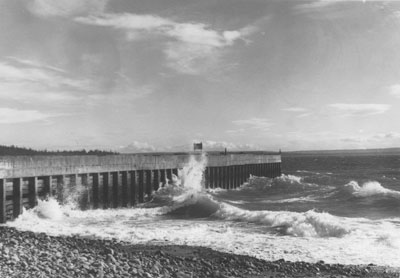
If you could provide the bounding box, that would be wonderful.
[1,226,399,278]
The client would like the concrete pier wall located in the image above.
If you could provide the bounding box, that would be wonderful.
[0,152,281,223]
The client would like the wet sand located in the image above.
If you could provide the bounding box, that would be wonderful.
[0,226,398,278]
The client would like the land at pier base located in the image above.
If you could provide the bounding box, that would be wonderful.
[0,227,398,278]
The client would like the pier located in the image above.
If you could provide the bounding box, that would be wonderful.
[0,152,281,223]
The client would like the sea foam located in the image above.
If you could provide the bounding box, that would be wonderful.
[342,181,400,198]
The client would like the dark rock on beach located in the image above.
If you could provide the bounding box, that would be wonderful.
[0,226,399,278]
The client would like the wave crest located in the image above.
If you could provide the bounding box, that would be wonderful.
[342,181,400,198]
[214,205,350,238]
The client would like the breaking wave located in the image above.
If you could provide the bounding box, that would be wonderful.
[236,174,319,193]
[213,205,350,238]
[341,181,400,198]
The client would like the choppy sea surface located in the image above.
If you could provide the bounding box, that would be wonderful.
[6,153,400,266]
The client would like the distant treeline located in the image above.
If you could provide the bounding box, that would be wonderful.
[0,145,118,156]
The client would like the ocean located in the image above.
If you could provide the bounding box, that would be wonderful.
[6,153,400,267]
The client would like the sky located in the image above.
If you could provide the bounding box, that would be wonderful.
[1,0,400,152]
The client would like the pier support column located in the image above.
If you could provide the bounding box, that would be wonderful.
[130,171,137,206]
[153,169,160,192]
[81,174,90,209]
[0,179,6,223]
[232,166,237,189]
[266,163,270,178]
[215,167,221,189]
[28,177,38,208]
[224,166,230,189]
[232,166,236,188]
[230,166,234,189]
[241,165,246,185]
[204,167,210,189]
[250,164,254,176]
[237,166,243,186]
[92,173,100,209]
[43,176,52,198]
[208,167,213,188]
[278,163,282,177]
[112,172,119,208]
[121,171,129,207]
[225,166,230,189]
[272,163,276,178]
[209,167,215,188]
[234,165,239,188]
[55,176,63,202]
[172,168,178,179]
[212,167,220,188]
[138,170,144,203]
[12,178,22,219]
[166,169,173,183]
[160,169,167,187]
[215,167,220,189]
[145,170,153,201]
[102,172,111,209]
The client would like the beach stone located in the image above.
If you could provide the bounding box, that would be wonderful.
[106,254,117,264]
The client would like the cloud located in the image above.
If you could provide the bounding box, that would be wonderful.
[296,0,367,11]
[372,132,400,140]
[232,118,273,132]
[76,13,256,74]
[6,56,65,73]
[0,58,94,106]
[86,73,154,106]
[0,107,52,124]
[328,103,390,116]
[282,107,313,118]
[27,0,108,17]
[119,141,156,153]
[282,107,308,112]
[0,60,90,90]
[388,84,400,98]
[76,14,171,30]
[340,132,400,145]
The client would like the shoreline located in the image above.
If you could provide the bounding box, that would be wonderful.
[1,226,399,278]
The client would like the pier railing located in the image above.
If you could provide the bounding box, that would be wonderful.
[0,152,281,223]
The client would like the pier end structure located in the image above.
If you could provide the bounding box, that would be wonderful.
[0,152,281,223]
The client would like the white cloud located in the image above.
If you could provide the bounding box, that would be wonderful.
[232,118,273,132]
[0,61,90,90]
[372,132,400,140]
[388,84,400,98]
[226,128,246,134]
[86,73,154,106]
[0,108,52,124]
[6,56,65,73]
[340,132,400,146]
[27,0,108,17]
[282,107,308,112]
[119,141,156,153]
[0,59,94,105]
[76,13,256,74]
[281,107,312,118]
[164,42,219,75]
[296,0,367,11]
[328,103,390,116]
[76,14,171,30]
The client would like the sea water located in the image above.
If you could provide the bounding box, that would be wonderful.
[6,154,400,267]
